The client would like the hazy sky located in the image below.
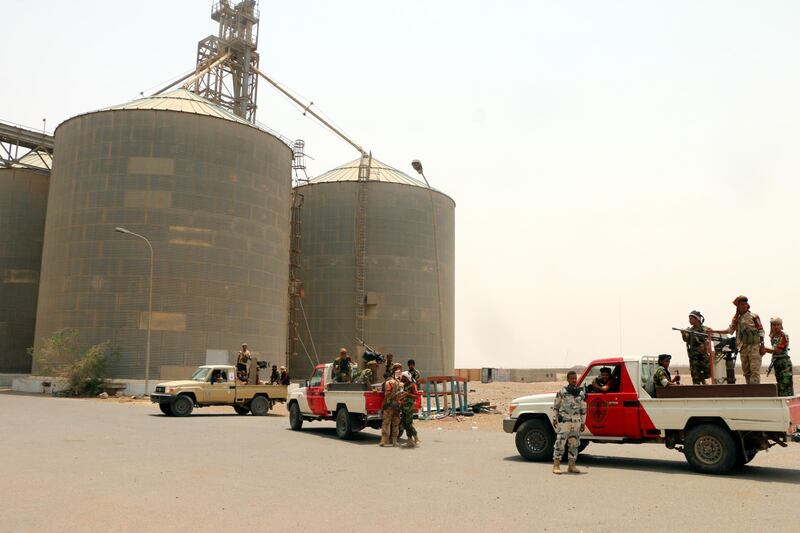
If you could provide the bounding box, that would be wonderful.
[3,1,799,369]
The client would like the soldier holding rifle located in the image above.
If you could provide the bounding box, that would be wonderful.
[708,296,766,384]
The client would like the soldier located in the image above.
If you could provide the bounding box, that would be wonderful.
[590,367,616,393]
[269,364,280,385]
[279,366,290,385]
[332,348,353,383]
[765,317,793,397]
[552,370,586,475]
[680,310,712,385]
[709,296,766,384]
[379,363,403,447]
[353,360,378,387]
[653,353,680,388]
[236,343,251,382]
[399,371,421,447]
[407,359,421,384]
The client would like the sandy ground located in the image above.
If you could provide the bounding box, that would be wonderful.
[2,392,799,533]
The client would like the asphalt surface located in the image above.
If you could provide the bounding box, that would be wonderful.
[2,393,799,533]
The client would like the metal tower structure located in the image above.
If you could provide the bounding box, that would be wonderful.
[194,1,260,123]
[0,119,53,171]
[292,139,310,184]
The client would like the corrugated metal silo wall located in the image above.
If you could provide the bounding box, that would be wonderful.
[0,168,49,372]
[292,181,455,380]
[33,110,292,379]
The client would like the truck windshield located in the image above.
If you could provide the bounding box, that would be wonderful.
[191,368,211,381]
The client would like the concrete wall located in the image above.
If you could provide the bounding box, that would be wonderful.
[292,181,455,380]
[33,110,292,379]
[0,168,49,373]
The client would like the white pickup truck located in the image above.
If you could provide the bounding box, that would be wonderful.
[287,362,420,439]
[504,356,800,474]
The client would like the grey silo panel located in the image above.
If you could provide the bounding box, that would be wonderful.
[33,109,292,379]
[292,181,455,380]
[0,168,49,372]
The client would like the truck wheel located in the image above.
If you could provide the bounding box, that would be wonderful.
[515,419,554,461]
[170,395,194,417]
[336,407,354,440]
[159,403,173,416]
[684,424,737,474]
[250,396,270,416]
[233,405,250,415]
[289,402,303,430]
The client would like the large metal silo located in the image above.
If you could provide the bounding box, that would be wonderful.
[291,159,455,380]
[0,154,50,373]
[33,89,292,380]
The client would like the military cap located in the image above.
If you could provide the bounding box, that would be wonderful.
[657,353,672,363]
[732,295,748,305]
[689,310,704,322]
[366,360,378,366]
[392,363,403,370]
[770,316,783,324]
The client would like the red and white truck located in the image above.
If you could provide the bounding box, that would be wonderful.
[287,363,421,439]
[504,356,800,474]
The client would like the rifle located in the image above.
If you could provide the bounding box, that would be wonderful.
[767,359,775,377]
[671,327,727,342]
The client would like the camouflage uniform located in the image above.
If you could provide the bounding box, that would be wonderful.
[730,311,765,384]
[653,366,672,388]
[400,381,418,440]
[380,377,402,446]
[352,367,375,387]
[682,325,712,384]
[332,357,352,383]
[770,331,793,397]
[552,386,586,461]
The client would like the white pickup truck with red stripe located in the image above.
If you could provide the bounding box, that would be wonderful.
[287,362,421,440]
[504,356,800,474]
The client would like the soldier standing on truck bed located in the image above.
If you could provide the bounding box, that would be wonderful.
[765,317,793,397]
[379,363,403,447]
[551,370,586,475]
[333,348,353,383]
[236,343,251,382]
[681,310,712,384]
[709,296,766,384]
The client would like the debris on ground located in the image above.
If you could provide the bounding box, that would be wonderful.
[98,392,109,399]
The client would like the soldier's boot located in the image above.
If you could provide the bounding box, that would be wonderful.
[404,438,416,448]
[552,459,561,475]
[392,437,399,447]
[413,434,421,445]
[378,434,389,447]
[567,458,581,474]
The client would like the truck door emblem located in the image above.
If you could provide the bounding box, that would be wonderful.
[590,398,609,425]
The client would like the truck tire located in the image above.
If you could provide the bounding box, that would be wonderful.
[684,424,738,474]
[233,405,250,415]
[170,395,194,417]
[289,402,303,430]
[250,396,270,416]
[515,419,555,461]
[336,407,354,440]
[159,403,173,416]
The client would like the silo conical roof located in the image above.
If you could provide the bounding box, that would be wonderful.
[99,88,252,126]
[310,158,429,188]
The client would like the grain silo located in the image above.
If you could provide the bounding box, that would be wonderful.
[0,151,51,373]
[291,158,455,379]
[32,89,293,381]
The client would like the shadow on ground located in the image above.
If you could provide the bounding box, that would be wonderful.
[503,452,800,484]
[288,426,383,446]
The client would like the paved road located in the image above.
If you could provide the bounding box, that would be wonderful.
[2,393,799,532]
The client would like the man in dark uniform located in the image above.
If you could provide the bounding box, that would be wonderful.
[332,348,352,383]
[681,310,712,384]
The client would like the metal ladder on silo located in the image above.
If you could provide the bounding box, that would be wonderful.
[354,152,371,345]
